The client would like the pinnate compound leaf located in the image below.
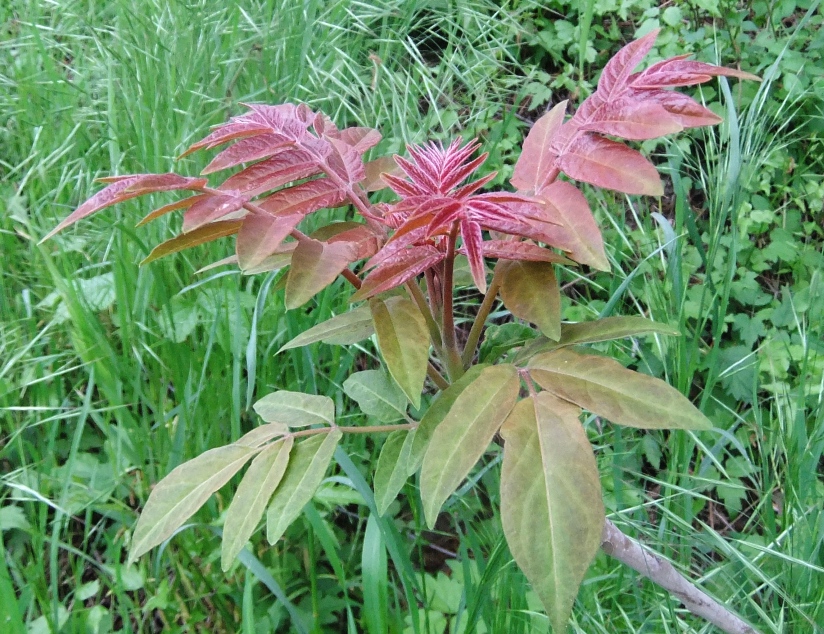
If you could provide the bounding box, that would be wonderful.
[499,261,561,341]
[578,100,682,140]
[407,364,488,476]
[285,238,355,309]
[129,445,258,563]
[535,181,609,270]
[557,316,680,347]
[258,178,345,217]
[371,296,429,409]
[528,348,712,430]
[221,436,294,570]
[253,391,334,427]
[279,305,375,351]
[597,28,659,100]
[559,135,663,196]
[475,240,573,265]
[352,246,445,301]
[140,220,243,265]
[42,174,206,242]
[217,149,319,196]
[511,100,567,193]
[500,393,604,633]
[182,194,246,232]
[266,429,342,545]
[373,430,415,516]
[420,364,520,528]
[343,370,408,423]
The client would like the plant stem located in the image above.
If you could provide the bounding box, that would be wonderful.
[601,520,761,634]
[288,422,418,439]
[427,363,450,391]
[461,265,503,367]
[441,222,464,381]
[406,279,442,355]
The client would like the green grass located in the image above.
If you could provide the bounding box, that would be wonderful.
[2,0,822,632]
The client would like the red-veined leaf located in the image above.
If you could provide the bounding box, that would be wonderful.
[201,134,296,175]
[500,393,604,633]
[535,181,609,270]
[182,194,246,232]
[631,57,760,89]
[635,89,723,128]
[137,194,203,227]
[236,210,303,271]
[140,220,243,265]
[42,174,205,241]
[559,135,663,196]
[468,240,573,265]
[285,238,355,309]
[257,178,345,216]
[217,149,320,196]
[326,137,366,185]
[511,100,567,193]
[527,347,713,430]
[499,260,562,340]
[461,219,487,293]
[578,100,683,140]
[420,364,520,528]
[351,246,445,301]
[597,29,660,101]
[179,121,273,158]
[371,296,430,409]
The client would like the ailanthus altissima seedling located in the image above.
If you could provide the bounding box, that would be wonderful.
[45,30,760,633]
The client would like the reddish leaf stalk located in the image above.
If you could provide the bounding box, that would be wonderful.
[461,265,503,367]
[440,222,464,381]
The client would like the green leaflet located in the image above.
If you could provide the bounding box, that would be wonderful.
[253,390,335,427]
[528,347,712,430]
[407,364,488,476]
[221,436,294,570]
[285,238,354,309]
[278,305,375,351]
[499,261,561,341]
[129,445,258,563]
[373,429,415,516]
[266,429,342,544]
[371,296,429,409]
[235,423,289,448]
[420,364,520,528]
[500,392,604,633]
[343,370,408,423]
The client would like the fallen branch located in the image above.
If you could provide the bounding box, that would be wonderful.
[601,520,761,634]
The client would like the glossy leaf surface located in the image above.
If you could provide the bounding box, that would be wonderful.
[528,348,712,429]
[500,393,604,633]
[420,364,519,528]
[221,436,294,570]
[266,430,342,545]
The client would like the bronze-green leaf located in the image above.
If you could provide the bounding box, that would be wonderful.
[235,423,289,447]
[370,296,429,409]
[285,238,355,309]
[373,430,415,516]
[266,429,342,544]
[278,305,375,351]
[500,392,605,633]
[253,390,334,427]
[140,220,243,265]
[221,436,294,570]
[128,445,258,563]
[342,370,407,423]
[420,364,520,528]
[499,261,561,341]
[407,364,487,476]
[528,347,712,429]
[557,316,680,347]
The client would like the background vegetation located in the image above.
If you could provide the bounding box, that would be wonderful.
[1,0,821,632]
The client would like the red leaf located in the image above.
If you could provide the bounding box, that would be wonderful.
[352,246,445,301]
[257,179,346,217]
[322,224,381,261]
[468,240,573,265]
[179,121,273,158]
[201,134,296,175]
[578,100,682,140]
[597,29,659,101]
[558,135,663,196]
[42,174,204,242]
[182,194,246,232]
[534,181,609,270]
[461,219,487,293]
[217,149,320,196]
[635,89,723,128]
[326,138,366,185]
[236,210,303,270]
[137,194,204,227]
[141,220,243,265]
[339,127,382,153]
[511,101,567,193]
[631,57,760,89]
